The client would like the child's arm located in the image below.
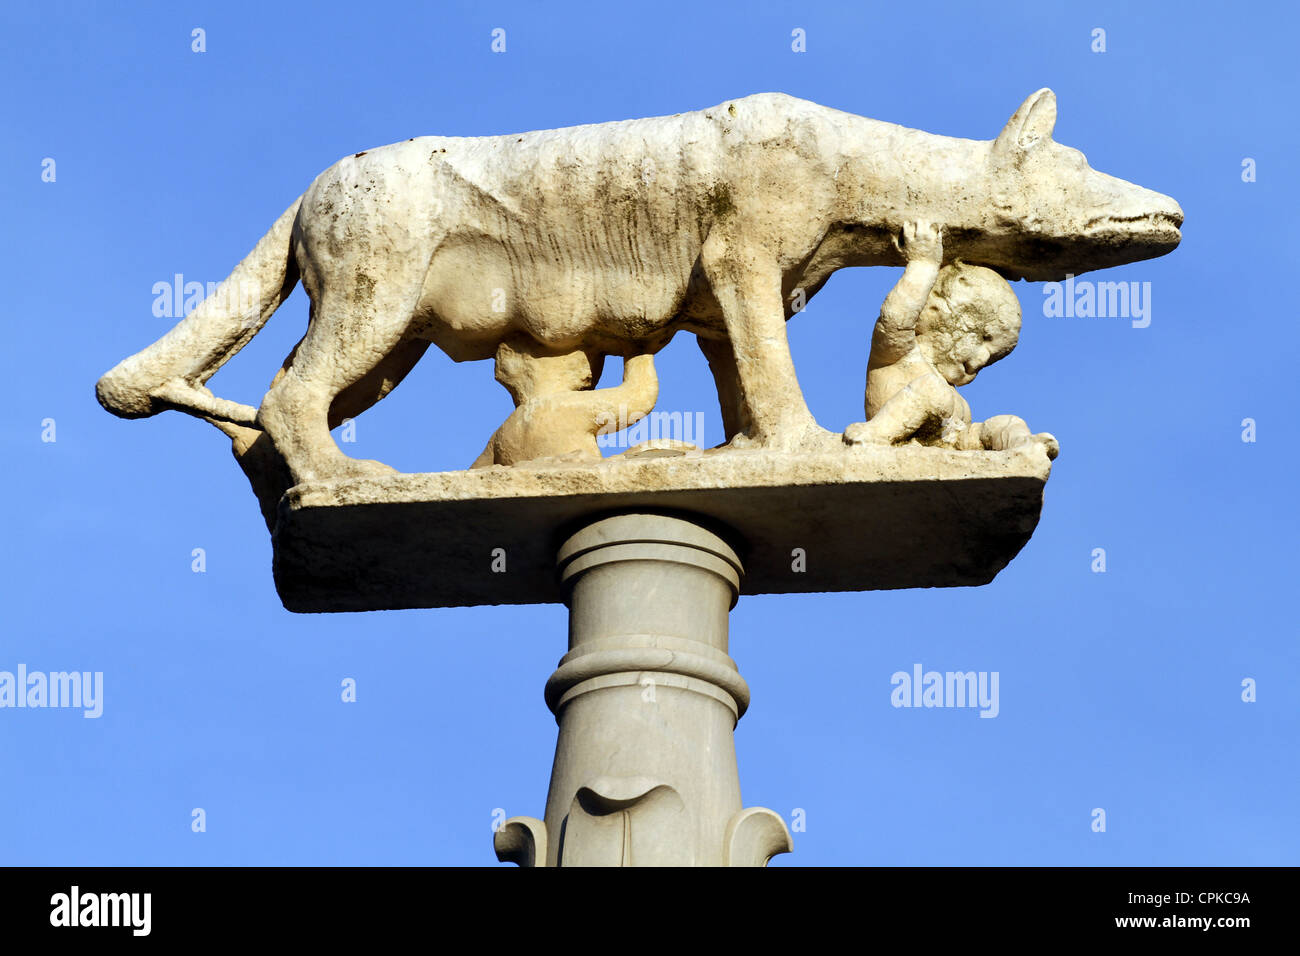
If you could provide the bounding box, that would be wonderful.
[595,353,658,427]
[869,221,944,369]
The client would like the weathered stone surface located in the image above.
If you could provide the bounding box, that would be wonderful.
[272,442,1051,612]
[97,89,1179,505]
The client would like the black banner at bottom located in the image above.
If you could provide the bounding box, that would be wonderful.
[0,866,1280,941]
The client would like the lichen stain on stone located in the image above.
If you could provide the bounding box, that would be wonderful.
[707,184,734,220]
[353,270,376,306]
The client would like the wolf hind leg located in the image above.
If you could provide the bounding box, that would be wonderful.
[257,291,418,484]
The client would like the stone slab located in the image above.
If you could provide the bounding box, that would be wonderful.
[271,444,1052,613]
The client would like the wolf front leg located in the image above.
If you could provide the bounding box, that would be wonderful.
[700,236,835,453]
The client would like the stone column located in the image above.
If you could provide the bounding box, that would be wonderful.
[494,512,791,867]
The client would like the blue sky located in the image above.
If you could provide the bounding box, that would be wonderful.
[2,0,1296,865]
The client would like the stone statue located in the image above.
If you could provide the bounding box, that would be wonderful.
[844,220,1059,459]
[94,90,1184,868]
[471,338,659,468]
[97,88,1181,498]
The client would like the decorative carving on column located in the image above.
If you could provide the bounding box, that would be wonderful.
[498,513,791,867]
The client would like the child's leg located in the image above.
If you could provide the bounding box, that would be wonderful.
[975,415,1031,450]
[845,372,955,446]
[973,414,1060,459]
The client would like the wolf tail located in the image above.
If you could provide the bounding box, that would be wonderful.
[95,196,304,426]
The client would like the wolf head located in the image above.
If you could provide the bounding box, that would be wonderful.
[951,89,1183,282]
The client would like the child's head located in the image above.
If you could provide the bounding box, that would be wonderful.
[495,338,603,404]
[916,262,1021,386]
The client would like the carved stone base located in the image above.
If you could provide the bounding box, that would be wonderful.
[272,443,1052,613]
[495,512,791,867]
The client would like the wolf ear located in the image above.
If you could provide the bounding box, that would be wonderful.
[994,88,1057,152]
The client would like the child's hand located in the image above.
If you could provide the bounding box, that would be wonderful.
[894,220,943,264]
